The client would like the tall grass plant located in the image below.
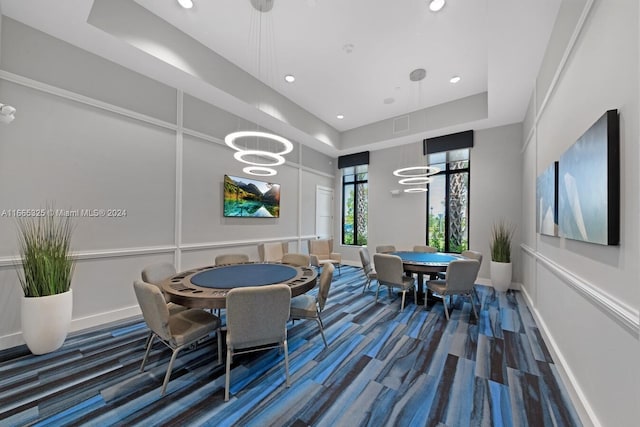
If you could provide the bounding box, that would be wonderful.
[16,212,75,297]
[490,220,514,263]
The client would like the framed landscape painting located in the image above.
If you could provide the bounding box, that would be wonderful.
[536,161,558,237]
[558,109,619,245]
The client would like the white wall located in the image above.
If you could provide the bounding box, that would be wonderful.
[521,0,640,425]
[0,18,335,349]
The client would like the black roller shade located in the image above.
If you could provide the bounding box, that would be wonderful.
[424,130,474,154]
[338,151,370,168]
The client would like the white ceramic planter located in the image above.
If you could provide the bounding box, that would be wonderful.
[490,261,512,292]
[21,289,73,355]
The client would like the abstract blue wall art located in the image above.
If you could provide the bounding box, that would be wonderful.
[536,161,558,237]
[558,110,619,245]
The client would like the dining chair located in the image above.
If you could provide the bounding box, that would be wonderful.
[140,262,187,346]
[225,284,291,401]
[215,253,249,265]
[426,259,481,320]
[134,280,222,396]
[358,247,377,293]
[413,245,437,253]
[257,242,288,262]
[308,238,341,274]
[375,245,396,254]
[373,253,416,312]
[290,263,334,347]
[281,253,310,267]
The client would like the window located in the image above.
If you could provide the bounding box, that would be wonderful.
[342,164,368,246]
[427,149,470,253]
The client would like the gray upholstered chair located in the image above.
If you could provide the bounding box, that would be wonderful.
[134,280,222,396]
[215,253,249,265]
[373,253,416,312]
[358,247,377,293]
[224,284,291,401]
[140,262,186,315]
[258,242,289,262]
[281,253,310,267]
[375,245,396,254]
[413,245,437,253]
[289,263,334,348]
[426,259,481,320]
[308,239,341,274]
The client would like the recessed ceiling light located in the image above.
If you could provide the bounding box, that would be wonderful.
[284,74,296,83]
[429,0,445,12]
[178,0,194,9]
[336,114,345,120]
[450,75,461,84]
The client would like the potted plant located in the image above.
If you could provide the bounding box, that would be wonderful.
[16,211,75,354]
[489,219,514,292]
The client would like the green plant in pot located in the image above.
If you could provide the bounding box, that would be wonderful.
[489,219,514,292]
[16,211,75,354]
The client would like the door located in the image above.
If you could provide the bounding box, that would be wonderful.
[315,186,334,239]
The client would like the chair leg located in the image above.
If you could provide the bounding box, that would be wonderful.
[284,339,290,387]
[160,345,183,395]
[470,295,478,319]
[443,296,450,320]
[140,334,155,372]
[400,290,406,312]
[217,328,223,365]
[316,317,328,348]
[362,277,369,293]
[225,347,232,401]
[375,283,381,303]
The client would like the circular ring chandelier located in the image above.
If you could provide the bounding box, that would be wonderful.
[225,131,293,155]
[243,166,277,176]
[233,150,285,166]
[393,166,440,177]
[225,130,293,176]
[404,187,428,193]
[398,176,432,185]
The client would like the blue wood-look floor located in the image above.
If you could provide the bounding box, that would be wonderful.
[0,266,582,426]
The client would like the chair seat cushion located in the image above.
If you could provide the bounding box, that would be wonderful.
[169,309,220,347]
[167,302,188,315]
[427,280,447,295]
[290,294,317,318]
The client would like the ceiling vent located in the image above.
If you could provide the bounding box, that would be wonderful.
[393,115,410,133]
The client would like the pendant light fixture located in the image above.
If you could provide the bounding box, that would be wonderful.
[392,68,440,192]
[224,0,293,176]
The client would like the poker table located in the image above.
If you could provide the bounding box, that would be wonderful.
[161,262,318,310]
[390,251,464,301]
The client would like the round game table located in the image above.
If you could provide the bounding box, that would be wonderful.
[391,251,464,301]
[161,262,318,310]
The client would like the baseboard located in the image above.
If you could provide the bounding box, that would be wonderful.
[475,277,521,291]
[520,286,599,427]
[0,305,142,351]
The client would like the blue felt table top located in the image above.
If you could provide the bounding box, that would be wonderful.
[190,263,298,289]
[391,251,460,265]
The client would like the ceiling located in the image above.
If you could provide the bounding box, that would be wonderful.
[0,0,562,156]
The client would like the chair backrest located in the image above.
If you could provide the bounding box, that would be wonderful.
[413,245,437,253]
[281,253,310,267]
[133,280,172,342]
[359,247,373,275]
[373,253,404,286]
[375,245,396,254]
[141,262,176,285]
[444,259,481,293]
[308,239,332,257]
[317,263,334,312]
[226,284,291,350]
[258,242,288,262]
[462,250,483,266]
[215,253,250,265]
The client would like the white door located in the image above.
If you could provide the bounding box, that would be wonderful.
[315,186,334,239]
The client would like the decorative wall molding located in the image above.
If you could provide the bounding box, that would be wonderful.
[181,235,318,252]
[0,70,177,131]
[521,244,639,336]
[520,285,602,427]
